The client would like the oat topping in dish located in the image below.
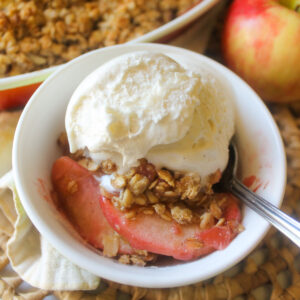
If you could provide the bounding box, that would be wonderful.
[0,0,200,77]
[51,52,242,265]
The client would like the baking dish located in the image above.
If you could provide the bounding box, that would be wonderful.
[0,0,220,109]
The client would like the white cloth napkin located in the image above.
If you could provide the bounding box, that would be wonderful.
[0,172,100,290]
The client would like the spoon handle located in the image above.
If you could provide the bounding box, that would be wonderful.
[231,177,300,248]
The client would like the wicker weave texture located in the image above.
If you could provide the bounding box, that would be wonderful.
[0,105,299,300]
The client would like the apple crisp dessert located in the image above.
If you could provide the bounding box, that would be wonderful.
[53,132,243,265]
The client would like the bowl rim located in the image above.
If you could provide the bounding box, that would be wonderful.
[13,43,287,288]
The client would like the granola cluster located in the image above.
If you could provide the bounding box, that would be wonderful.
[0,0,200,77]
[118,251,157,266]
[100,158,227,227]
[58,132,230,228]
[102,232,157,266]
[57,133,243,265]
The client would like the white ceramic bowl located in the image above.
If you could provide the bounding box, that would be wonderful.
[13,43,286,288]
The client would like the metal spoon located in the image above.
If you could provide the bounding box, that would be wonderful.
[215,142,300,248]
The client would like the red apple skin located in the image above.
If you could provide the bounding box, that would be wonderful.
[222,0,300,102]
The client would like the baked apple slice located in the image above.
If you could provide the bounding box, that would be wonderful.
[52,156,242,261]
[100,193,241,261]
[51,156,133,254]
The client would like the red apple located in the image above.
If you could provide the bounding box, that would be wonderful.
[222,0,300,102]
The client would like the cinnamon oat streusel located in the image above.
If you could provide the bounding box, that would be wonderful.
[54,130,242,264]
[0,0,200,77]
[57,132,233,229]
[106,158,228,226]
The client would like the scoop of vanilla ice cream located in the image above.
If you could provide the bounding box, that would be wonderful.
[65,52,234,182]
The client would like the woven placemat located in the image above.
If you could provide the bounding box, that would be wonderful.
[0,104,299,300]
[1,3,300,300]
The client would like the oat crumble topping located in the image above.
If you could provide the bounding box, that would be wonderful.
[0,0,201,77]
[58,132,231,228]
[57,132,242,265]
